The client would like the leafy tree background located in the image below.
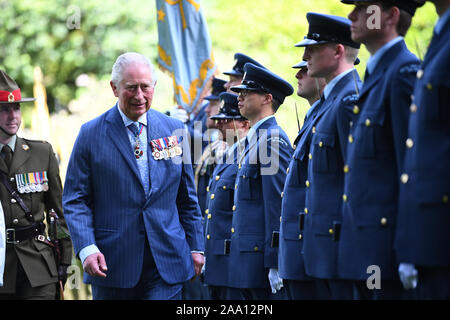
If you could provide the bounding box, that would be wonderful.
[0,0,439,299]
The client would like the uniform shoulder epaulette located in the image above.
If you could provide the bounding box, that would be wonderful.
[399,63,420,75]
[342,93,359,103]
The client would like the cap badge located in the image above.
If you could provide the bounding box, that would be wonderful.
[8,92,14,102]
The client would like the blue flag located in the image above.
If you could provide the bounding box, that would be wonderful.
[156,0,217,113]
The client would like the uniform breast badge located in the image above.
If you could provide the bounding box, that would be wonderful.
[150,136,182,160]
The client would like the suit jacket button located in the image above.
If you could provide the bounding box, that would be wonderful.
[348,134,354,143]
[312,126,316,134]
[416,69,423,79]
[328,228,334,235]
[206,186,210,192]
[207,214,212,219]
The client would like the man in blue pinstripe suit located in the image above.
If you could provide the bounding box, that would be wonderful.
[63,52,205,300]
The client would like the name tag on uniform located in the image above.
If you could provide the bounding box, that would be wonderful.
[150,136,182,160]
[15,171,49,193]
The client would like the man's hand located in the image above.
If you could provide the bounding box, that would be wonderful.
[83,252,108,278]
[192,252,205,276]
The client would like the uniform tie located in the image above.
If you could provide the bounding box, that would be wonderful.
[1,145,12,169]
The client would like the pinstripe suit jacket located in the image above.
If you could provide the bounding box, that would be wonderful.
[63,105,204,288]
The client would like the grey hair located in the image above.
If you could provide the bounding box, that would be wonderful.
[111,52,158,86]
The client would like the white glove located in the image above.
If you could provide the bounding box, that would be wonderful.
[398,263,418,290]
[201,256,206,275]
[170,106,189,123]
[268,268,283,294]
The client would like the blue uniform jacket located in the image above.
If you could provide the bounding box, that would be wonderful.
[204,145,241,287]
[395,17,450,266]
[338,40,420,280]
[303,71,362,280]
[278,100,327,281]
[228,117,293,289]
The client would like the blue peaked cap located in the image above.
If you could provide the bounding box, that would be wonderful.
[230,63,294,104]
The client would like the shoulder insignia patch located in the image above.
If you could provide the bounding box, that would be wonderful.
[399,63,420,75]
[267,137,289,147]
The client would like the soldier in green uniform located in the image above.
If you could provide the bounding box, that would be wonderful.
[0,70,72,300]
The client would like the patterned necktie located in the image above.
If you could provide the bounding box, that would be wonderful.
[1,145,12,169]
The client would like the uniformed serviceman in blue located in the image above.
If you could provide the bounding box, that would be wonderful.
[204,92,250,300]
[395,0,450,299]
[295,12,363,300]
[228,63,294,300]
[223,53,265,92]
[339,0,425,299]
[278,59,326,300]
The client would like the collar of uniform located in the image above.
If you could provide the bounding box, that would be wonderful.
[247,115,275,143]
[323,68,355,100]
[366,36,403,75]
[116,103,148,128]
[435,7,450,36]
[0,135,17,152]
[305,97,322,120]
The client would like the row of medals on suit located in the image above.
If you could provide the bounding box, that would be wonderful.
[134,135,182,160]
[15,171,49,193]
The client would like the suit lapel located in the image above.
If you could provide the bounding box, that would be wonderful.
[105,106,143,188]
[146,109,167,194]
